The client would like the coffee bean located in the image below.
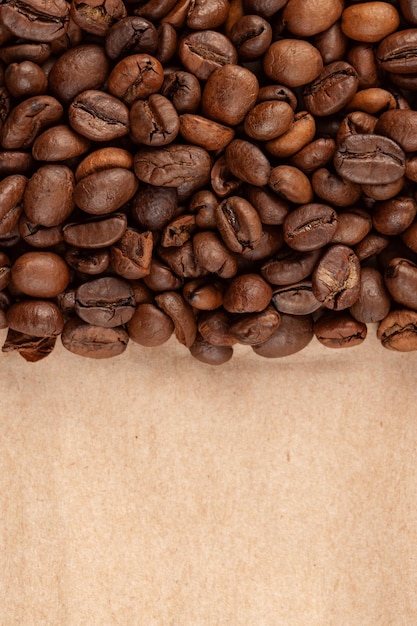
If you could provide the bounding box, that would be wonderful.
[127,303,174,347]
[69,90,130,141]
[377,309,417,351]
[0,0,69,42]
[61,318,129,358]
[314,312,367,348]
[334,134,405,184]
[283,203,338,252]
[252,313,314,358]
[24,165,74,227]
[7,300,64,337]
[11,251,71,298]
[75,276,136,328]
[312,245,361,310]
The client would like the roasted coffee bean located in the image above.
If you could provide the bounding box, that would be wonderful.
[105,17,158,59]
[377,309,417,351]
[314,22,348,65]
[19,218,64,249]
[0,252,11,291]
[269,165,313,204]
[312,245,361,310]
[197,309,235,346]
[65,247,110,275]
[263,39,323,87]
[229,306,280,345]
[182,278,224,311]
[355,232,390,261]
[311,168,361,207]
[143,258,182,292]
[290,138,336,174]
[5,61,47,99]
[161,215,196,247]
[158,240,204,279]
[31,125,91,161]
[272,281,321,315]
[230,14,272,61]
[74,168,138,215]
[223,273,272,313]
[61,318,129,359]
[155,291,197,347]
[111,229,153,279]
[283,0,344,37]
[69,90,130,142]
[127,303,174,347]
[349,266,391,323]
[75,148,133,181]
[0,0,69,42]
[261,248,321,286]
[331,207,372,247]
[75,276,135,328]
[304,62,359,117]
[201,64,259,126]
[1,95,63,149]
[132,185,177,231]
[2,329,57,362]
[252,313,314,358]
[346,88,398,115]
[341,2,400,43]
[0,174,26,237]
[244,100,294,142]
[372,196,417,235]
[314,312,367,348]
[375,109,417,152]
[24,165,74,227]
[216,196,262,253]
[7,300,64,337]
[266,111,316,158]
[70,0,127,37]
[347,43,380,89]
[63,213,127,248]
[179,114,234,152]
[362,178,405,202]
[130,94,180,146]
[225,139,271,187]
[160,70,201,114]
[179,30,238,81]
[334,134,405,184]
[11,251,70,298]
[384,257,417,310]
[48,44,109,104]
[193,231,237,278]
[108,54,163,104]
[0,151,34,176]
[189,335,233,366]
[257,84,298,109]
[244,185,289,225]
[377,28,417,74]
[210,155,242,198]
[283,204,337,252]
[134,144,211,189]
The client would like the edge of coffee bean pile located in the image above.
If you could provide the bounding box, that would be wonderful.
[0,0,417,364]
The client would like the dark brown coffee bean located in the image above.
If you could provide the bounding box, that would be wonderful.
[65,247,110,275]
[336,111,378,144]
[189,335,233,366]
[245,185,289,225]
[243,0,287,18]
[252,313,314,358]
[312,168,361,207]
[108,54,164,104]
[349,266,391,323]
[134,144,211,189]
[69,90,129,142]
[160,70,201,114]
[229,306,281,345]
[0,0,69,42]
[198,309,235,346]
[0,174,26,237]
[105,16,158,59]
[210,155,242,198]
[158,240,204,279]
[132,185,177,231]
[48,44,110,104]
[373,196,417,235]
[304,62,359,117]
[377,309,417,351]
[216,196,262,253]
[314,312,367,348]
[272,281,321,315]
[75,277,135,328]
[111,229,153,280]
[193,231,237,278]
[134,0,177,21]
[1,95,63,149]
[375,110,417,152]
[225,139,271,187]
[240,225,284,263]
[155,291,197,347]
[192,190,218,229]
[161,215,196,247]
[261,247,321,286]
[24,165,74,227]
[269,165,313,204]
[155,23,177,64]
[377,28,417,73]
[70,0,126,37]
[7,300,64,337]
[127,303,174,347]
[74,168,138,216]
[314,22,348,65]
[347,44,380,88]
[143,258,182,292]
[244,100,294,142]
[63,213,127,249]
[201,64,258,126]
[5,61,47,99]
[355,232,390,261]
[179,30,237,81]
[362,178,405,202]
[19,218,63,249]
[75,148,133,181]
[182,278,224,311]
[384,257,417,310]
[263,39,323,87]
[266,111,316,158]
[334,134,405,184]
[283,203,337,252]
[312,245,361,310]
[346,88,398,115]
[31,124,91,161]
[2,329,57,362]
[283,0,344,37]
[223,273,272,313]
[0,151,34,176]
[341,2,400,42]
[61,318,129,359]
[331,207,372,247]
[257,84,298,109]
[290,138,336,174]
[230,15,272,61]
[12,251,70,298]
[179,114,234,152]
[130,94,180,146]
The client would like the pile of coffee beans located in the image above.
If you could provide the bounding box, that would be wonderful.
[1,0,417,364]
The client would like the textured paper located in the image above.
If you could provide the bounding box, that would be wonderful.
[1,328,417,625]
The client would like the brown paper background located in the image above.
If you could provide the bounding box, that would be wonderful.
[1,327,417,625]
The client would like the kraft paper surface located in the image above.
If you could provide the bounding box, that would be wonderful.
[1,327,416,626]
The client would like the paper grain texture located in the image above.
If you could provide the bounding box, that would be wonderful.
[0,327,416,626]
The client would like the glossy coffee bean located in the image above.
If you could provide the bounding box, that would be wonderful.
[334,134,405,184]
[61,318,129,359]
[377,309,417,351]
[11,251,70,298]
[252,313,314,358]
[314,312,367,348]
[7,300,64,337]
[312,245,361,311]
[283,203,338,251]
